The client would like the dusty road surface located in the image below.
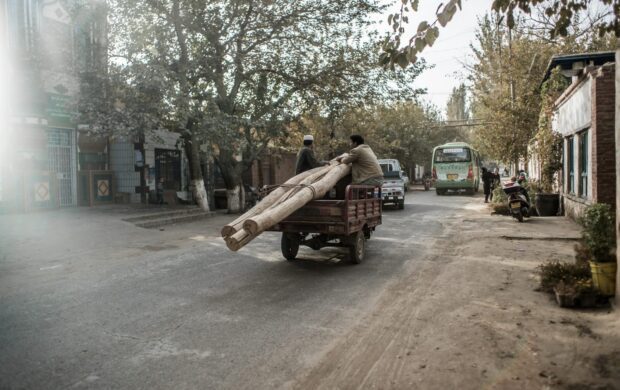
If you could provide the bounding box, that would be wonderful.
[1,190,619,390]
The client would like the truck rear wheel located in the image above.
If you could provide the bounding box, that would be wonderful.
[281,233,300,261]
[349,231,366,264]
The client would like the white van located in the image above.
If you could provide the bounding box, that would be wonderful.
[378,159,402,173]
[378,159,409,191]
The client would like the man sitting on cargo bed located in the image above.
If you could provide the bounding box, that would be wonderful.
[336,134,384,186]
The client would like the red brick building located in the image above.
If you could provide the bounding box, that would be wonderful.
[544,52,616,219]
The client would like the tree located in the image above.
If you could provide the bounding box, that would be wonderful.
[467,10,616,169]
[381,0,618,68]
[104,0,429,213]
[468,14,552,166]
[297,100,460,175]
[446,84,469,123]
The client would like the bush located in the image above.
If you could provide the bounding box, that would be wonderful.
[538,260,591,293]
[579,203,616,263]
[491,185,507,204]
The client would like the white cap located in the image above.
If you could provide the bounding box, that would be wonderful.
[303,135,314,142]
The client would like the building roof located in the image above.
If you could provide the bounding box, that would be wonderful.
[541,51,616,84]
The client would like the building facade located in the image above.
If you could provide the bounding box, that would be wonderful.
[1,0,108,211]
[546,53,616,219]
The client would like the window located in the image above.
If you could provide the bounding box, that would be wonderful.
[7,0,39,53]
[567,137,575,194]
[434,148,471,163]
[74,5,106,71]
[579,130,589,198]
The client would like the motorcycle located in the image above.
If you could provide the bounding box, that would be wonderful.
[502,181,530,222]
[423,175,432,191]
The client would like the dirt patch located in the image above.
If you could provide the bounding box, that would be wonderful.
[594,351,620,378]
[558,318,600,339]
[290,202,620,390]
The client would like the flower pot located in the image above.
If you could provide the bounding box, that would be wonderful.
[535,193,559,216]
[554,287,576,307]
[589,261,617,296]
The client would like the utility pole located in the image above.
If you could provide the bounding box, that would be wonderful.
[507,22,519,174]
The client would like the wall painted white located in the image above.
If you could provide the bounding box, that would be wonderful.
[553,78,592,136]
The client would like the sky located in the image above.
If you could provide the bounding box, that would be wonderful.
[380,0,495,115]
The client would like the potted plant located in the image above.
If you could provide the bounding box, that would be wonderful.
[579,203,617,296]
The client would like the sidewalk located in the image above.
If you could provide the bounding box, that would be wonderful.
[292,201,620,390]
[0,205,230,281]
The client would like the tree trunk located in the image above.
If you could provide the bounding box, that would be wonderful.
[216,156,245,214]
[226,184,243,214]
[184,131,210,212]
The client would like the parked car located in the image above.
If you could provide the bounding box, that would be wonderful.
[382,170,405,209]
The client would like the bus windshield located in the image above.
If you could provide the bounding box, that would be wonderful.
[434,147,471,163]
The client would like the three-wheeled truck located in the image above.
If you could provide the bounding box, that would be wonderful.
[266,183,382,263]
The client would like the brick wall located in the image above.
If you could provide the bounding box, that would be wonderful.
[591,63,616,210]
[246,152,296,188]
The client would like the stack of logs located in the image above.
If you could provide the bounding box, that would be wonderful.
[221,159,352,251]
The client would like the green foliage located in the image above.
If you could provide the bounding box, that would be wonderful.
[533,67,568,193]
[538,260,591,294]
[578,204,617,263]
[446,84,469,123]
[297,101,457,172]
[88,0,427,193]
[469,14,549,164]
[383,0,618,67]
[491,185,507,205]
[381,0,461,69]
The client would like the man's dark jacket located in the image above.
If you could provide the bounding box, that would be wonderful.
[295,146,320,174]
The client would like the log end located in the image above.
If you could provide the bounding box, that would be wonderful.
[225,237,240,252]
[243,219,260,236]
[221,225,237,238]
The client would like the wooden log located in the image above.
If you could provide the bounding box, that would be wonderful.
[220,164,332,237]
[243,163,351,236]
[225,229,256,252]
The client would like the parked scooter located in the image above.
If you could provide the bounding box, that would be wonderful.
[502,181,530,222]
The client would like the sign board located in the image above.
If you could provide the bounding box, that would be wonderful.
[46,93,73,127]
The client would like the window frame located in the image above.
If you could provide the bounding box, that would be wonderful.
[567,136,575,194]
[578,129,589,198]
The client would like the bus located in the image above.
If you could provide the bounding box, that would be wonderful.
[431,142,481,195]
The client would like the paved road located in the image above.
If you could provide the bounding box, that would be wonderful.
[0,189,480,389]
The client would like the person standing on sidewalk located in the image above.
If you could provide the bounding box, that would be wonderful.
[482,167,493,203]
[336,134,383,186]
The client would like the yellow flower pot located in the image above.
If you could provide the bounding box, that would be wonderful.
[589,261,617,296]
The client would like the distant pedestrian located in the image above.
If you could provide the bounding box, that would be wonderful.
[156,177,165,204]
[490,167,500,200]
[481,167,493,203]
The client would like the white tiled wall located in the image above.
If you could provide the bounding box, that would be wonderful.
[110,142,140,203]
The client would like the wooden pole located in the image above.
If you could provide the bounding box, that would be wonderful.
[220,165,329,237]
[243,163,351,236]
